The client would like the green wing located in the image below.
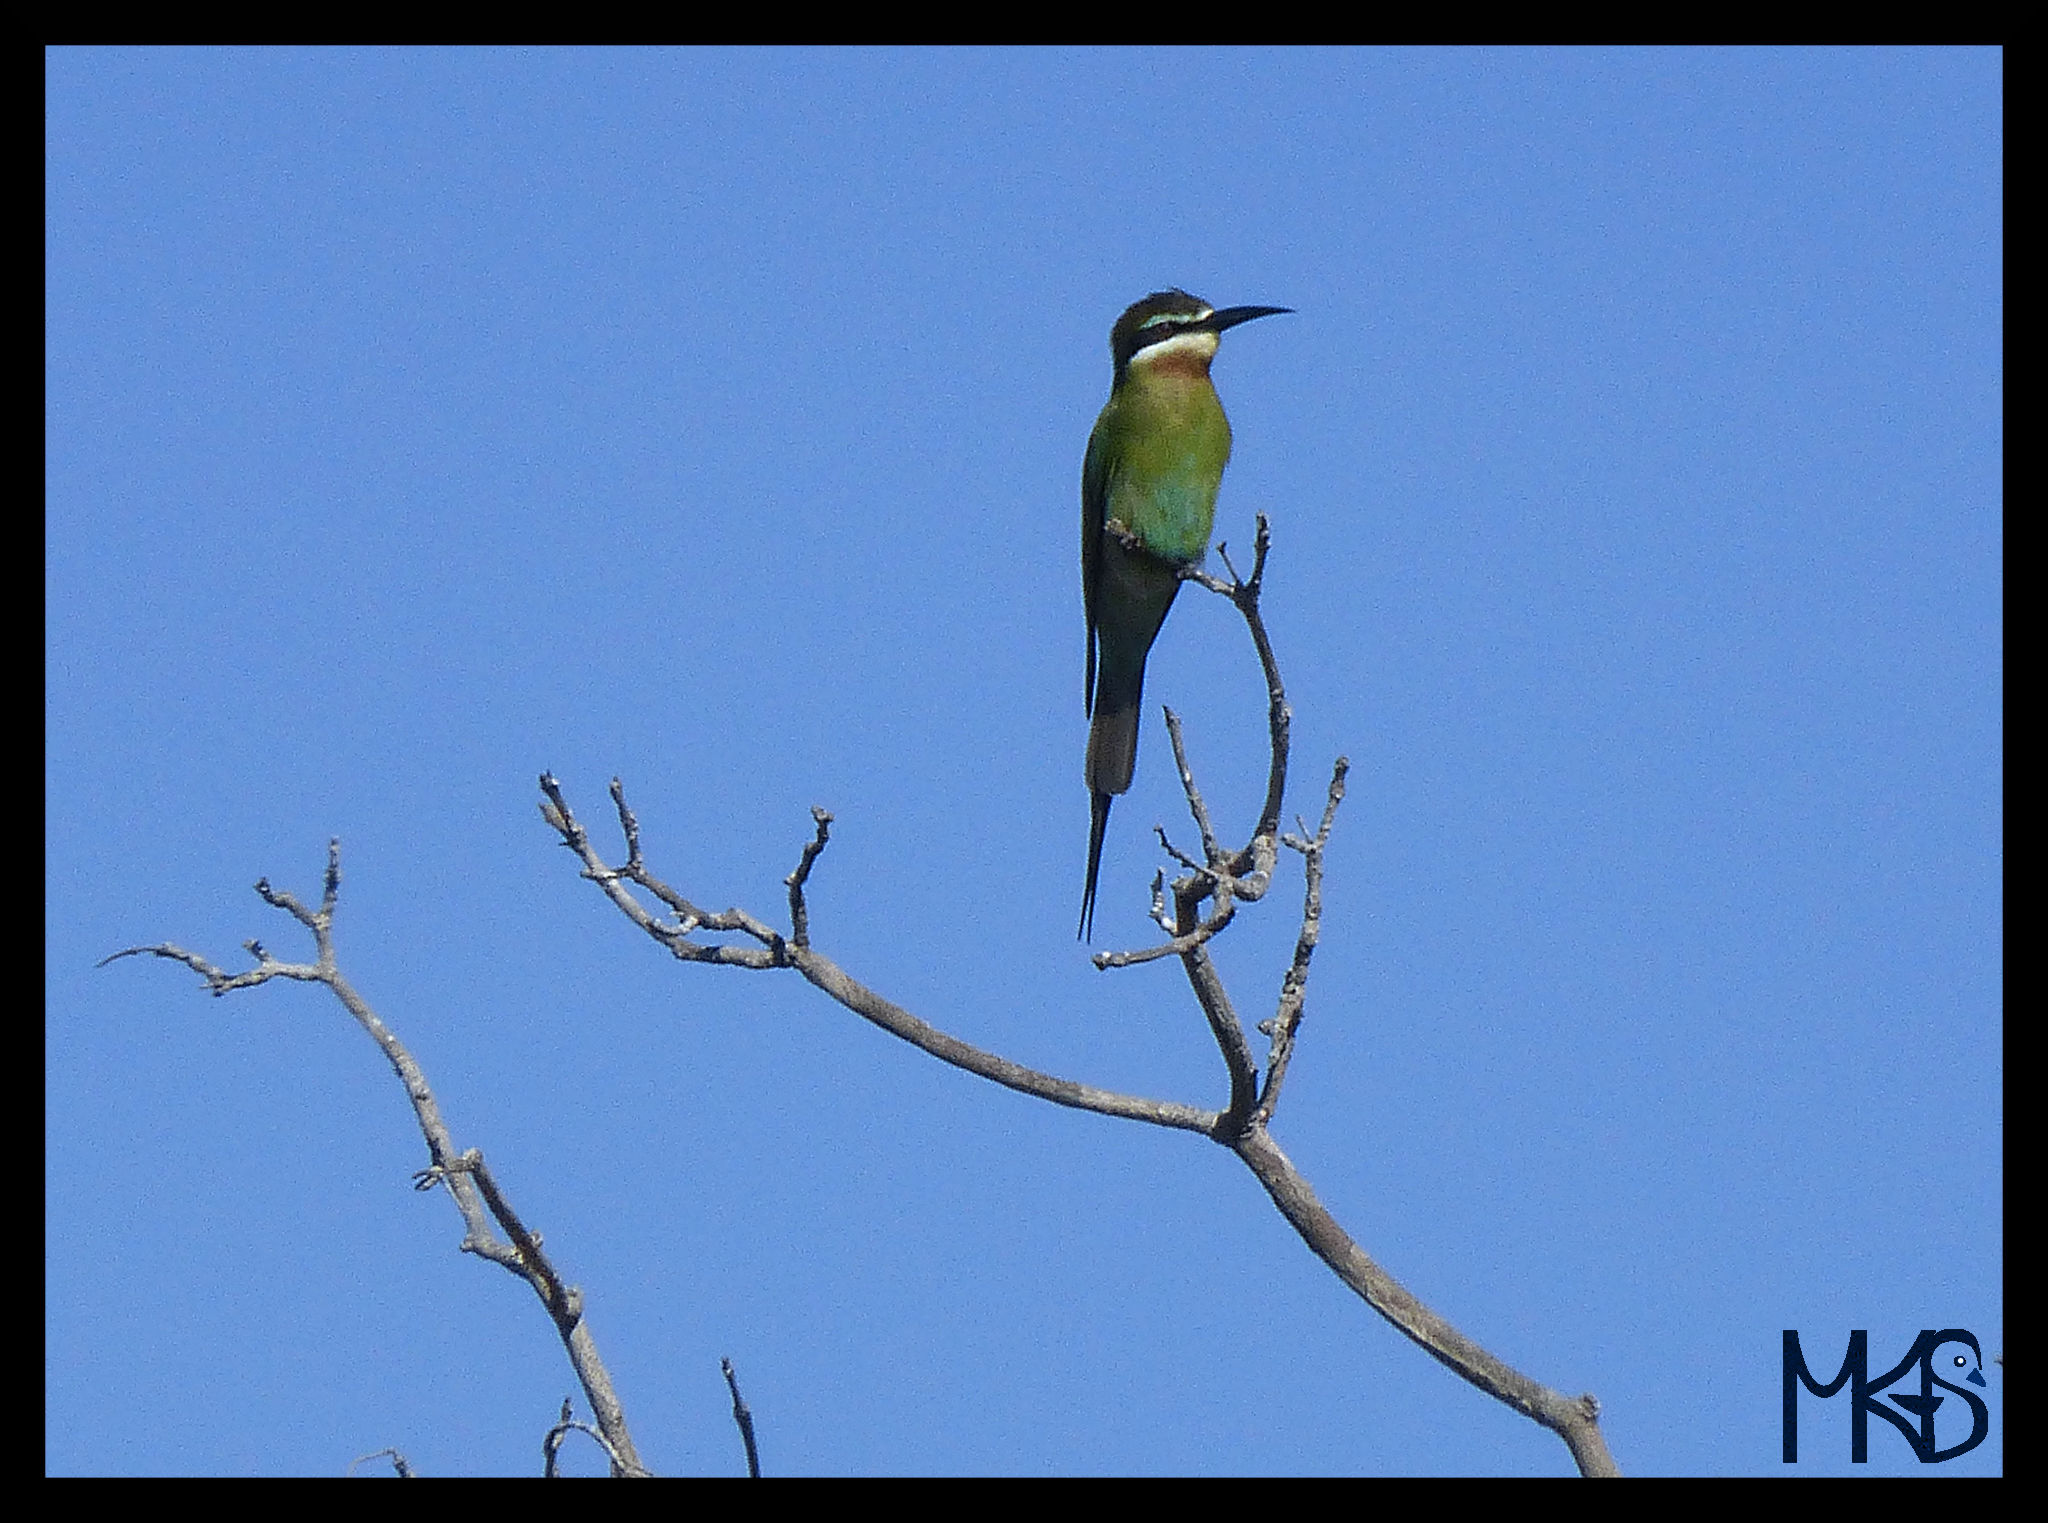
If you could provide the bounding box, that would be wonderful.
[1081,407,1114,718]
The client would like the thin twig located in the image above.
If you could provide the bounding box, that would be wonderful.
[785,807,833,950]
[106,843,648,1477]
[1255,756,1349,1125]
[346,1447,414,1478]
[541,778,1220,1135]
[544,1398,638,1478]
[721,1357,761,1478]
[1160,707,1223,863]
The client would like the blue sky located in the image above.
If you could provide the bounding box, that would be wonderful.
[47,47,2000,1476]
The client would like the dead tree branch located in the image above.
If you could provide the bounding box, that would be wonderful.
[100,842,649,1478]
[721,1357,762,1478]
[538,516,1619,1476]
[539,773,1220,1134]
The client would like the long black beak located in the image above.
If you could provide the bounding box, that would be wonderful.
[1202,304,1294,334]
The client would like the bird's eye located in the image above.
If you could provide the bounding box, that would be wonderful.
[1953,1354,1969,1370]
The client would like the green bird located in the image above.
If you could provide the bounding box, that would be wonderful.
[1080,289,1292,940]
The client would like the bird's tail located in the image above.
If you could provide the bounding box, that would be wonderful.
[1080,657,1145,941]
[1079,789,1113,940]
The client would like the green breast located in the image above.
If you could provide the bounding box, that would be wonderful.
[1098,376,1232,567]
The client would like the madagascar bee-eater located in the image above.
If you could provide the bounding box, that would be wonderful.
[1080,289,1291,939]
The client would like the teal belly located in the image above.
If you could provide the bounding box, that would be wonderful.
[1112,475,1217,566]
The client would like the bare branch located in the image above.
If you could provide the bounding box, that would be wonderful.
[1255,756,1349,1125]
[98,940,322,994]
[721,1357,762,1478]
[346,1447,414,1478]
[609,776,645,870]
[792,941,1220,1132]
[784,806,833,950]
[1147,868,1171,931]
[540,772,782,967]
[1235,1125,1618,1476]
[1089,896,1235,969]
[535,523,1619,1474]
[1184,513,1288,875]
[105,843,647,1478]
[1151,822,1205,877]
[541,775,1221,1135]
[1065,513,1288,970]
[1160,707,1224,864]
[1181,941,1261,1131]
[544,1398,644,1479]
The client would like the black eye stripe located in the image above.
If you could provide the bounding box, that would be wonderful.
[1109,292,1214,371]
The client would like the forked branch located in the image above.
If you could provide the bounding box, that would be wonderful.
[539,518,1618,1475]
[101,842,648,1477]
